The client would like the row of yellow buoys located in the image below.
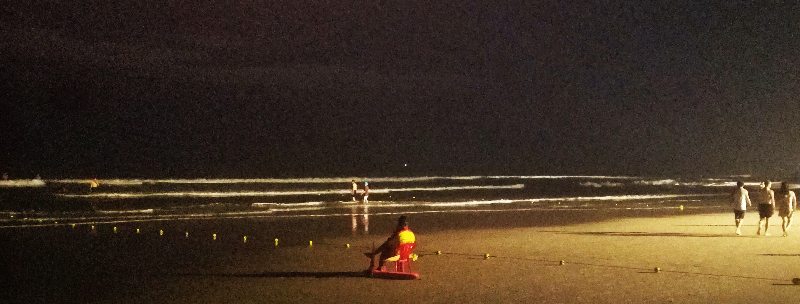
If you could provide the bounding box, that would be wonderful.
[70,224,378,254]
[472,251,800,284]
[71,224,316,246]
[69,222,800,285]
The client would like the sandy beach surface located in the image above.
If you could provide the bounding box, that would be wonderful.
[5,210,800,303]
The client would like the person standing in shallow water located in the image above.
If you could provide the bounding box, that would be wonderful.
[351,180,358,201]
[362,182,369,203]
[730,181,752,235]
[777,182,796,237]
[757,180,776,236]
[89,178,99,193]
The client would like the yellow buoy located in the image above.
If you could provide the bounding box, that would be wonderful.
[275,238,279,246]
[114,227,117,233]
[136,228,140,234]
[309,241,313,246]
[213,234,217,240]
[680,205,684,211]
[186,232,189,238]
[484,254,490,259]
[159,230,163,236]
[243,236,247,243]
[346,244,350,248]
[436,250,442,255]
[654,267,661,273]
[560,260,565,265]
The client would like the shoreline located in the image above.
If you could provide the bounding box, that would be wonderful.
[0,205,723,238]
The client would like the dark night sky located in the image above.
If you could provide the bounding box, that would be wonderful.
[2,1,800,178]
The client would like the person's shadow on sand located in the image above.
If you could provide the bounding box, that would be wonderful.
[174,271,369,279]
[548,231,757,238]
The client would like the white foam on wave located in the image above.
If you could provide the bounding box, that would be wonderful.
[579,181,625,187]
[633,179,678,186]
[57,190,345,198]
[487,175,640,179]
[384,184,524,192]
[97,209,154,214]
[527,194,719,202]
[0,195,726,228]
[270,207,326,212]
[704,181,771,187]
[46,177,443,184]
[421,194,720,207]
[4,210,297,227]
[0,179,46,187]
[42,175,645,186]
[580,178,743,188]
[48,179,145,185]
[56,184,525,199]
[252,202,323,208]
[424,199,515,207]
[156,178,357,184]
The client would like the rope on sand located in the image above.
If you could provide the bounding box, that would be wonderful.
[26,224,798,284]
[419,250,788,283]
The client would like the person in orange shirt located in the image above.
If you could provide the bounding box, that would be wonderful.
[365,215,415,271]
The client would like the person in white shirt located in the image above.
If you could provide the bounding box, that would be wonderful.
[730,181,752,235]
[362,182,369,203]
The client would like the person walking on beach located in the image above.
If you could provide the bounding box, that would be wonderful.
[365,215,415,271]
[363,181,369,203]
[777,182,796,237]
[351,180,358,201]
[730,181,752,235]
[757,180,776,235]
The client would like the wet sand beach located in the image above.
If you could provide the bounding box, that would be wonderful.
[4,209,800,303]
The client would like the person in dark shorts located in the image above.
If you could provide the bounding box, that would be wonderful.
[757,180,776,236]
[777,182,797,237]
[730,181,752,235]
[351,180,358,201]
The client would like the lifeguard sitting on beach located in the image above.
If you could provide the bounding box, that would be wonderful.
[365,215,416,272]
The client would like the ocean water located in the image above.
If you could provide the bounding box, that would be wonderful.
[0,175,754,229]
